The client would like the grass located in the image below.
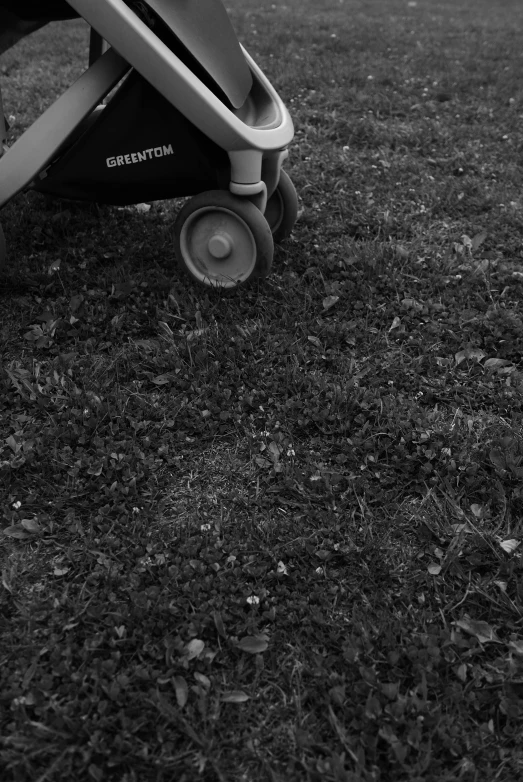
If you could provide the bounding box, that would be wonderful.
[1,0,523,779]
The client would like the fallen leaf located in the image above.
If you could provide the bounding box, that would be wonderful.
[388,316,401,331]
[322,295,339,311]
[213,610,227,639]
[456,663,467,682]
[111,281,134,299]
[6,435,20,453]
[381,682,399,699]
[20,518,41,533]
[455,348,486,365]
[484,358,513,371]
[2,525,30,540]
[455,617,501,644]
[500,539,520,554]
[172,676,188,708]
[185,639,205,660]
[308,336,322,349]
[220,690,250,703]
[471,230,487,251]
[401,298,423,312]
[236,635,269,654]
[194,672,211,690]
[152,374,173,385]
[268,441,281,461]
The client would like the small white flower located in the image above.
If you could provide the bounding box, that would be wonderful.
[286,448,295,457]
[246,595,260,606]
[277,561,288,575]
[315,567,324,575]
[200,523,211,532]
[13,501,21,510]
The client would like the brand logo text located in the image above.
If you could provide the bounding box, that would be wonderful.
[106,144,174,168]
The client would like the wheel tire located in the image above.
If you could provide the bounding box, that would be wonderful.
[264,169,299,243]
[174,190,274,289]
[0,224,5,270]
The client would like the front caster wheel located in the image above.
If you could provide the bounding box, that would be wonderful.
[264,169,299,243]
[174,190,274,289]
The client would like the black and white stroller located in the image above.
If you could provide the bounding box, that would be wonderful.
[0,0,297,288]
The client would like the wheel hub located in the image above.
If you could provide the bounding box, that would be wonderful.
[207,232,233,259]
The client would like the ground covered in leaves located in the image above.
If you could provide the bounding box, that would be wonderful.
[1,0,523,780]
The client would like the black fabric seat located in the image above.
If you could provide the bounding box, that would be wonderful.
[0,1,79,56]
[0,1,78,21]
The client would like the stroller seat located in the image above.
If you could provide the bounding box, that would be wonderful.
[0,1,78,22]
[0,1,78,56]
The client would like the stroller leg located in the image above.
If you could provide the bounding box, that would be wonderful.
[0,47,130,208]
[89,28,108,66]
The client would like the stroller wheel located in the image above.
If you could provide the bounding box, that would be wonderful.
[174,191,274,289]
[0,223,6,270]
[265,170,299,243]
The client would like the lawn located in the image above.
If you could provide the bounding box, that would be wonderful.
[1,0,523,779]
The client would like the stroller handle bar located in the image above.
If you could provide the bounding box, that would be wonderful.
[67,0,293,170]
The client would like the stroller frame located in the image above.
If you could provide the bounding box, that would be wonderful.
[0,0,297,288]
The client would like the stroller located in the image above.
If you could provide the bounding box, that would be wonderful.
[0,0,297,288]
